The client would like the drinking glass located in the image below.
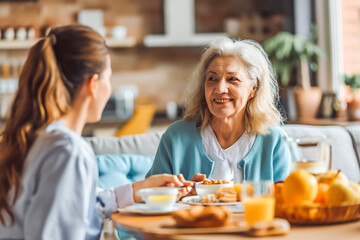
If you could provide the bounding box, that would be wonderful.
[285,136,331,175]
[241,181,275,226]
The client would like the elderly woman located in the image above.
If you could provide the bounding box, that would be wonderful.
[147,37,291,183]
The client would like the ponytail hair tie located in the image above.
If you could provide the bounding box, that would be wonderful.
[48,34,57,46]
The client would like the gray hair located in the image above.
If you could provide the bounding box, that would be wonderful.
[183,37,283,135]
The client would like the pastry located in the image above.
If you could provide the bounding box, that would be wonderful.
[216,187,238,202]
[201,194,218,203]
[246,218,290,237]
[172,205,230,228]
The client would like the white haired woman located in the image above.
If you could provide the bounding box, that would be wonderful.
[147,37,291,183]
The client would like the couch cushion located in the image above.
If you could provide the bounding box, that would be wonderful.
[86,131,164,156]
[345,124,360,166]
[96,154,154,189]
[282,124,360,182]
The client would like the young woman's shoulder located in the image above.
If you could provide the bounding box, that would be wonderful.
[30,123,95,167]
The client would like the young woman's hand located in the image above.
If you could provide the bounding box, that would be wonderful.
[132,174,193,202]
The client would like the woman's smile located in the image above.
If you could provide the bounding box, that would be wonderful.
[205,56,256,121]
[213,98,233,104]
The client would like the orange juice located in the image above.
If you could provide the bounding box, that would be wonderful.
[243,196,275,225]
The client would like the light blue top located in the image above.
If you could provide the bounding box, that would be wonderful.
[0,121,130,240]
[146,120,291,182]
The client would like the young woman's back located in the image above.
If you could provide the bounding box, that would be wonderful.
[1,121,102,239]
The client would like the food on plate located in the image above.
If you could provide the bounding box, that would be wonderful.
[232,183,242,193]
[200,186,240,203]
[282,170,318,205]
[201,194,218,203]
[200,179,230,185]
[216,187,238,202]
[325,180,360,205]
[172,205,230,228]
[232,183,254,201]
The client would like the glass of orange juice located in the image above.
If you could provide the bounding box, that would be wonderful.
[241,181,275,226]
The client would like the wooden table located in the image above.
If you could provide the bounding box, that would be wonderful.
[111,212,360,240]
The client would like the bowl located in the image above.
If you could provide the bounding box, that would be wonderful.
[137,187,179,210]
[275,202,360,224]
[195,181,233,198]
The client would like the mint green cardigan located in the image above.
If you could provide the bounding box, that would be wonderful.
[146,120,291,182]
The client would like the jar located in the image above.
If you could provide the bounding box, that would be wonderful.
[27,26,37,39]
[4,27,15,41]
[16,27,27,40]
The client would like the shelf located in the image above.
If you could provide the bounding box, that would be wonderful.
[0,39,39,50]
[0,37,136,50]
[105,37,137,48]
[144,33,227,47]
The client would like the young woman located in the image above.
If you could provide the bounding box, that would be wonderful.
[0,25,192,240]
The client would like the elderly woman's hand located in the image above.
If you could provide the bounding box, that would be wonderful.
[176,173,207,197]
[191,173,206,182]
[132,173,194,203]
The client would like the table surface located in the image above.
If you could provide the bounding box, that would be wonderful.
[111,211,360,240]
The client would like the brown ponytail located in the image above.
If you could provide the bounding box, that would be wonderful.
[0,25,108,226]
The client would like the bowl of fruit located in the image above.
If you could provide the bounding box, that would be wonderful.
[275,170,360,224]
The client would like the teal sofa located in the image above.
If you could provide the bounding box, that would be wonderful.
[86,124,360,185]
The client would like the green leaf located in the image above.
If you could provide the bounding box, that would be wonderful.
[262,31,326,86]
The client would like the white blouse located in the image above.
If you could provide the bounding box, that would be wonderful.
[201,124,256,183]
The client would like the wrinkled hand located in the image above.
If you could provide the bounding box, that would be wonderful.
[175,173,195,198]
[132,174,194,203]
[182,173,207,197]
[191,173,206,182]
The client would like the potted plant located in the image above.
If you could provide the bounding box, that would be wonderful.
[263,31,326,120]
[344,73,360,120]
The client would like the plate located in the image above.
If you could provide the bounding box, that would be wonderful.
[119,203,190,215]
[181,196,244,212]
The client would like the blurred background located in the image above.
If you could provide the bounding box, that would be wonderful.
[0,0,359,137]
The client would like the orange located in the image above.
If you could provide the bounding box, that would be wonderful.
[232,183,254,201]
[274,182,284,204]
[314,183,329,204]
[282,170,318,205]
[232,183,242,193]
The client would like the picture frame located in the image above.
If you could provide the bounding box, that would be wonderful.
[318,93,337,118]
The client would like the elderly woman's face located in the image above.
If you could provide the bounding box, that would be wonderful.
[204,56,256,121]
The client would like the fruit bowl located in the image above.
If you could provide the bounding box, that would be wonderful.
[275,202,360,225]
